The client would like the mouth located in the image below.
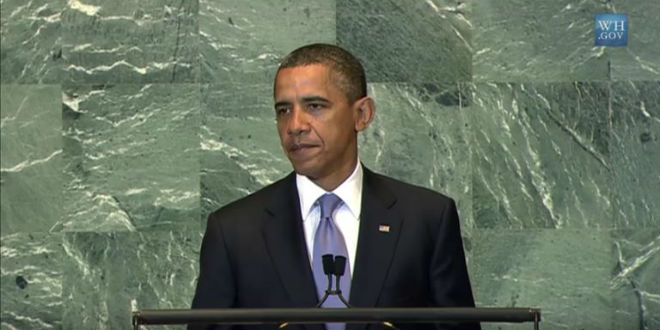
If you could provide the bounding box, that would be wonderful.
[288,143,320,155]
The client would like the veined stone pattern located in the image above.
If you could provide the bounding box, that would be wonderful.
[468,82,612,229]
[58,84,201,232]
[1,1,658,330]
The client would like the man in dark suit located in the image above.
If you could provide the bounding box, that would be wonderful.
[191,44,478,330]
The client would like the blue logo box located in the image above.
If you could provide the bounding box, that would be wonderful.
[595,13,628,46]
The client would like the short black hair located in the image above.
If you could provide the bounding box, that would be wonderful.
[276,43,367,103]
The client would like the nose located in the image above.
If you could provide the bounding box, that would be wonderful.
[287,106,310,136]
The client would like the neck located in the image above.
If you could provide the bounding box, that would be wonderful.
[312,158,358,191]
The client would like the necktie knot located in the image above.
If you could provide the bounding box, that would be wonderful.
[318,193,343,220]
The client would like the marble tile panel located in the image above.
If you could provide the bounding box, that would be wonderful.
[611,229,660,330]
[609,0,660,80]
[61,230,201,330]
[1,85,63,234]
[1,233,63,330]
[359,83,473,232]
[0,0,65,83]
[200,83,290,223]
[467,82,612,229]
[472,0,610,82]
[610,81,660,228]
[61,0,199,84]
[199,0,335,86]
[57,84,200,232]
[469,229,613,330]
[337,0,471,83]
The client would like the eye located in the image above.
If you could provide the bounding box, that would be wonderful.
[307,103,324,111]
[275,106,291,116]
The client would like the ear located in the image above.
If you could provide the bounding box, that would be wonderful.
[353,97,375,132]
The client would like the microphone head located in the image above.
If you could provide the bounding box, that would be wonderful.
[322,254,335,275]
[334,256,347,276]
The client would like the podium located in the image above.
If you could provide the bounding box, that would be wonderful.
[132,307,541,329]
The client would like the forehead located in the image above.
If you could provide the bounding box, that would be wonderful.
[274,64,342,99]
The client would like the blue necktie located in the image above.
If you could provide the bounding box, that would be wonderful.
[312,193,351,330]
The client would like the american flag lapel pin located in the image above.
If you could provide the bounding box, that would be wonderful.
[378,224,390,233]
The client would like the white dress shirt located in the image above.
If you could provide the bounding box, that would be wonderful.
[296,161,363,277]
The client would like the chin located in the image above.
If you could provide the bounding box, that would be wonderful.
[291,164,319,180]
[293,168,315,179]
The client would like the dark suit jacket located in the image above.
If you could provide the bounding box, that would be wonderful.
[190,168,479,330]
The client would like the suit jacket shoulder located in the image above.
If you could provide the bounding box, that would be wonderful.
[363,168,457,218]
[207,172,297,228]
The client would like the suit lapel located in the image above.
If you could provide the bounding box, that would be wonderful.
[261,174,324,330]
[348,168,403,330]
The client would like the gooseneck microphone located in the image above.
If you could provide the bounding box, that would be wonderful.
[332,256,351,307]
[311,254,399,330]
[315,254,352,308]
[315,254,337,308]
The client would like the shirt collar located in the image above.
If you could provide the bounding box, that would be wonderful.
[296,161,363,221]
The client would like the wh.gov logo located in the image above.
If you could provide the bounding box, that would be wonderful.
[595,13,628,46]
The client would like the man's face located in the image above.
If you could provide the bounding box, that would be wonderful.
[273,64,361,188]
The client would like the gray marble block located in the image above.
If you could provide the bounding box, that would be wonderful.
[0,0,65,83]
[61,0,199,84]
[58,84,201,232]
[470,228,614,330]
[199,0,335,86]
[610,81,660,228]
[467,82,612,229]
[1,85,63,234]
[611,229,660,330]
[337,0,471,83]
[1,233,64,330]
[609,0,660,80]
[473,0,610,82]
[61,230,201,330]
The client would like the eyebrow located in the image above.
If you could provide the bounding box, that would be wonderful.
[274,101,290,109]
[274,96,332,109]
[301,96,331,104]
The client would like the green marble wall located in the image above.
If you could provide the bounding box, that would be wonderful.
[1,0,658,329]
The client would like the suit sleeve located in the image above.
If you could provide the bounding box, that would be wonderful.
[188,214,236,330]
[430,199,480,330]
